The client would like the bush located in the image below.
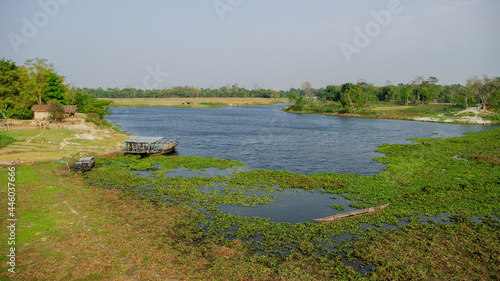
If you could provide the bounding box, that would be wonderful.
[85,113,112,127]
[481,114,500,122]
[456,112,476,117]
[338,108,351,114]
[399,104,462,115]
[358,109,379,116]
[0,134,15,148]
[6,109,33,120]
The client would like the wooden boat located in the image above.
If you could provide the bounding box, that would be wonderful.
[74,156,95,173]
[123,136,178,157]
[313,203,389,223]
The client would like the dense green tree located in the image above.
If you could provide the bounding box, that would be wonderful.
[398,87,412,105]
[324,85,340,101]
[44,72,68,104]
[378,85,397,102]
[0,59,35,120]
[339,83,358,109]
[0,59,21,121]
[417,87,432,103]
[73,88,113,119]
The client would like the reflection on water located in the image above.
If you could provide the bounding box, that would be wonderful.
[218,188,359,224]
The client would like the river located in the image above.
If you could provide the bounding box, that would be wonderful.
[108,103,497,176]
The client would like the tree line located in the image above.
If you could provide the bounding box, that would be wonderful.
[2,57,499,122]
[81,85,286,99]
[288,76,500,112]
[0,58,112,121]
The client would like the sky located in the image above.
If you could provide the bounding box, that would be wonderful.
[1,0,499,91]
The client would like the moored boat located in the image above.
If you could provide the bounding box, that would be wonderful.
[313,203,389,223]
[74,156,95,173]
[123,136,178,156]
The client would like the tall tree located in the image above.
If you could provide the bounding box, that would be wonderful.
[339,83,360,110]
[456,85,476,108]
[0,59,19,121]
[398,87,412,105]
[0,59,34,121]
[301,81,313,100]
[24,58,55,105]
[478,75,500,110]
[418,87,433,103]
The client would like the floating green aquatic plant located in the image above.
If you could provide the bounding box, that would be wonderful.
[82,128,500,279]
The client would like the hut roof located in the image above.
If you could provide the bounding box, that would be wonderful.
[124,136,165,143]
[31,104,78,113]
[64,105,78,113]
[31,104,51,112]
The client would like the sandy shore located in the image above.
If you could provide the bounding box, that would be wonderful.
[411,107,493,124]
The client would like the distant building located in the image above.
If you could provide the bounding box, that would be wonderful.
[31,104,51,120]
[31,104,78,120]
[63,105,78,117]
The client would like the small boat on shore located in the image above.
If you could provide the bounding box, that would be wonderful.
[313,203,389,223]
[123,136,178,157]
[74,156,95,173]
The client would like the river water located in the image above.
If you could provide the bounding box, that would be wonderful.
[108,103,497,176]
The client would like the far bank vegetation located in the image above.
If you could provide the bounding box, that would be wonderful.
[286,77,500,122]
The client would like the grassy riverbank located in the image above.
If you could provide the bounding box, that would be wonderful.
[100,97,287,108]
[285,101,500,125]
[1,124,499,279]
[0,121,128,164]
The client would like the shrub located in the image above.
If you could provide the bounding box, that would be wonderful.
[481,113,500,122]
[0,134,15,148]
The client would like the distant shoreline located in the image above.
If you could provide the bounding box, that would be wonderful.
[99,97,287,108]
[284,104,500,125]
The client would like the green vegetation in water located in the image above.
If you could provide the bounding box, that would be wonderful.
[329,204,345,211]
[82,128,500,280]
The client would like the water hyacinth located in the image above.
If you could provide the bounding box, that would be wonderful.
[82,128,500,279]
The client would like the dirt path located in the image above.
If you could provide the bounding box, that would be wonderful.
[23,131,44,146]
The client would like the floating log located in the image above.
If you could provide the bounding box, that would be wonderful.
[313,203,389,223]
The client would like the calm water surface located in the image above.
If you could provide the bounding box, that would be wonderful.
[109,104,497,176]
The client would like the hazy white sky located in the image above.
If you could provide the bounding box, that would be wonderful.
[1,0,499,90]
